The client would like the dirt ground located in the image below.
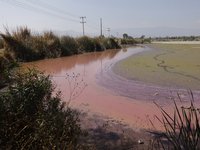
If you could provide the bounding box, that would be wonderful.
[79,111,153,149]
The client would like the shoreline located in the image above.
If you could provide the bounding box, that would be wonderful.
[94,44,200,130]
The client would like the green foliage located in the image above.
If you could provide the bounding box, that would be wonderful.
[151,92,200,149]
[76,36,95,53]
[98,36,110,50]
[0,38,4,49]
[121,39,137,44]
[92,37,104,52]
[140,35,145,39]
[141,38,151,44]
[123,33,128,39]
[0,52,16,88]
[152,35,200,41]
[0,67,83,149]
[109,38,121,49]
[60,35,79,56]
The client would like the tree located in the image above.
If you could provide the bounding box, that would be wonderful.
[123,33,128,39]
[140,35,145,39]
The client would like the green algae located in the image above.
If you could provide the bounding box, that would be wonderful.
[113,44,200,90]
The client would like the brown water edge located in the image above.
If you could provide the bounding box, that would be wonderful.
[21,45,196,133]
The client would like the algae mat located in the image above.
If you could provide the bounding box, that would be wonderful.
[113,44,200,90]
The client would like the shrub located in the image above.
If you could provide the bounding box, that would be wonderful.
[97,37,121,50]
[0,51,16,88]
[98,37,110,50]
[40,31,61,59]
[76,36,95,53]
[0,38,4,49]
[109,38,121,49]
[141,38,151,44]
[92,37,104,52]
[121,39,137,44]
[60,35,79,56]
[0,67,83,149]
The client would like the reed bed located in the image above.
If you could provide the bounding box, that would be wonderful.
[0,26,121,63]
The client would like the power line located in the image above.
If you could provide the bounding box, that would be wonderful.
[1,0,106,36]
[87,25,99,31]
[27,0,79,18]
[0,0,79,23]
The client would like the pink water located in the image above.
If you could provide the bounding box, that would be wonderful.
[22,46,200,131]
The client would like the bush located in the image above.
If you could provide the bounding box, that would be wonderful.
[109,38,121,49]
[0,67,83,149]
[98,37,110,50]
[0,51,16,88]
[92,37,104,52]
[121,39,137,44]
[0,38,4,49]
[39,31,61,59]
[141,38,151,44]
[60,35,79,56]
[76,36,95,53]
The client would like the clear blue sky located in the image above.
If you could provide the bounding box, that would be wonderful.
[0,0,200,37]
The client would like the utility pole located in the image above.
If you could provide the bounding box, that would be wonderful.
[100,18,102,36]
[107,28,110,37]
[80,16,86,36]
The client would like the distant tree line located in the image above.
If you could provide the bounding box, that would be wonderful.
[121,33,151,44]
[152,35,200,41]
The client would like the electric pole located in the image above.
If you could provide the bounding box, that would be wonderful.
[107,28,110,37]
[80,16,86,36]
[100,18,102,36]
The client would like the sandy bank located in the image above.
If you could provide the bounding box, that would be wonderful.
[152,41,200,44]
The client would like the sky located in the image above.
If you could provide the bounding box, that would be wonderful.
[0,0,200,37]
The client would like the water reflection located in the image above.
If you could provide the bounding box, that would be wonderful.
[23,49,121,75]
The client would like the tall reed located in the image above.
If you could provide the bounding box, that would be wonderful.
[151,91,200,149]
[0,26,61,61]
